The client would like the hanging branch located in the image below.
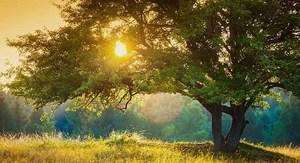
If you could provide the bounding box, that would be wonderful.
[83,91,100,109]
[114,77,137,112]
[114,91,129,109]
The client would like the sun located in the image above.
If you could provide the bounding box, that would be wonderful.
[114,41,127,57]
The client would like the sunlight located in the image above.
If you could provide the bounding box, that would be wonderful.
[114,41,127,57]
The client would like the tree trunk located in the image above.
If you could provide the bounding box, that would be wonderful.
[211,107,225,151]
[201,102,249,152]
[224,110,248,152]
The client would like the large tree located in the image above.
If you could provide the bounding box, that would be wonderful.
[6,0,300,151]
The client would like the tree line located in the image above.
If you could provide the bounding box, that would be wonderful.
[1,89,299,146]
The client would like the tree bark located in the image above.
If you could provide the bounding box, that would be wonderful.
[211,106,225,151]
[224,109,248,152]
[201,102,248,152]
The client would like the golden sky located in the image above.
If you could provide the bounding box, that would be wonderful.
[0,0,64,75]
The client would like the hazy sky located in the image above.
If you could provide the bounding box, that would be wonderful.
[0,0,64,74]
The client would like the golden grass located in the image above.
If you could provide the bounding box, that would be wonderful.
[0,133,299,163]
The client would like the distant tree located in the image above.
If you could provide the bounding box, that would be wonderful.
[272,95,300,145]
[173,101,209,141]
[53,104,72,135]
[0,90,30,133]
[241,110,265,143]
[26,109,43,133]
[12,99,30,132]
[6,0,300,151]
[25,108,55,134]
[0,90,13,132]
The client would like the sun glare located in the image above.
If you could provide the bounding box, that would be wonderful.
[114,41,127,57]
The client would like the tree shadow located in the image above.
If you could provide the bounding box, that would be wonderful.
[236,143,296,162]
[173,142,213,156]
[174,142,297,162]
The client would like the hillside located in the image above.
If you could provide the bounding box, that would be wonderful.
[0,134,299,162]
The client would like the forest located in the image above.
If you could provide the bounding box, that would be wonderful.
[1,88,299,146]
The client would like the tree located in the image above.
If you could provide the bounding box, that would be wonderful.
[5,0,300,151]
[0,89,13,132]
[13,99,30,132]
[272,95,300,145]
[0,89,30,133]
[173,100,209,142]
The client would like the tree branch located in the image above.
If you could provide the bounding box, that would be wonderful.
[265,82,285,90]
[220,105,234,115]
[83,92,100,109]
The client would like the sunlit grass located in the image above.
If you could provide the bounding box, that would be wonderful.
[0,133,299,162]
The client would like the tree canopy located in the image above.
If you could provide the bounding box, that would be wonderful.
[5,0,300,151]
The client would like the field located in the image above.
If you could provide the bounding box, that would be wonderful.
[0,133,299,163]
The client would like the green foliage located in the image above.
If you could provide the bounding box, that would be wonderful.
[0,90,13,132]
[0,88,56,134]
[55,97,210,142]
[0,90,29,133]
[4,0,299,110]
[272,96,300,145]
[172,101,209,141]
[240,94,300,146]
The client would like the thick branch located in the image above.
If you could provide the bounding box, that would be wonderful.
[265,82,285,90]
[115,77,137,112]
[220,105,234,115]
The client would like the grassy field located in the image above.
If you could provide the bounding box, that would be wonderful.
[0,133,299,163]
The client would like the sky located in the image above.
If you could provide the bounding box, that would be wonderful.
[0,0,64,77]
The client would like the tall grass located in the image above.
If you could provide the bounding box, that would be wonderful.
[0,133,299,162]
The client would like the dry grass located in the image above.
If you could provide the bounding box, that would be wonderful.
[0,133,299,163]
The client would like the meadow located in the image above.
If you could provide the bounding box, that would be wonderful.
[0,133,299,163]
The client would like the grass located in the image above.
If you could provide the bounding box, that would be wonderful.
[0,133,299,163]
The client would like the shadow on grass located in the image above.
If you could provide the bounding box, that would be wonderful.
[173,142,213,156]
[174,142,297,162]
[237,143,297,162]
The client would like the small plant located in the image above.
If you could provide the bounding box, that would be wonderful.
[106,131,144,145]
